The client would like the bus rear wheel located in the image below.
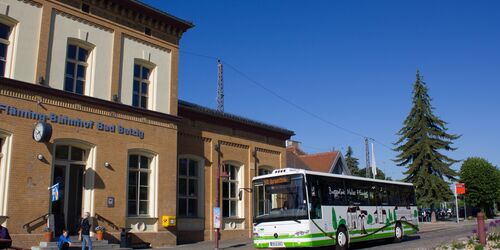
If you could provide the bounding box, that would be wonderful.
[335,227,348,250]
[394,222,403,243]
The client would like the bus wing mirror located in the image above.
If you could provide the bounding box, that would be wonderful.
[238,190,243,201]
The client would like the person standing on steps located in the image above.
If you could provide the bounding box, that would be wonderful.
[78,212,92,250]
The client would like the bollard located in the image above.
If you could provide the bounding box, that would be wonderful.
[477,212,486,246]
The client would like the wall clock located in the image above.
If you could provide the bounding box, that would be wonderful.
[33,122,52,142]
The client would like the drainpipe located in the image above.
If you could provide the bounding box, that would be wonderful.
[214,142,221,250]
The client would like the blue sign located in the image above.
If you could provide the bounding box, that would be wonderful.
[50,183,59,202]
[214,207,221,229]
[0,103,145,139]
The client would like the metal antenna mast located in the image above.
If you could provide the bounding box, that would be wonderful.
[365,137,371,178]
[217,59,224,112]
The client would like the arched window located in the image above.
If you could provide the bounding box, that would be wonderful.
[0,15,17,77]
[132,59,155,109]
[255,166,273,217]
[222,162,243,218]
[178,157,201,217]
[0,131,12,217]
[0,22,11,77]
[127,154,152,216]
[64,39,94,95]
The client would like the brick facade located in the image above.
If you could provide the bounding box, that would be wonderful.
[0,0,294,248]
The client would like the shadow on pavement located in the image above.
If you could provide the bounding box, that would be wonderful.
[349,235,421,249]
[222,243,248,249]
[305,235,421,250]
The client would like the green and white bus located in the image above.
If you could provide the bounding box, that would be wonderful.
[252,168,418,249]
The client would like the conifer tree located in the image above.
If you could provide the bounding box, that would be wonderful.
[345,146,360,176]
[394,70,460,209]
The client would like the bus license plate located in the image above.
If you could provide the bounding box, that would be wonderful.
[269,241,284,248]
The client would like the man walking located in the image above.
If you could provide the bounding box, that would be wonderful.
[79,212,92,250]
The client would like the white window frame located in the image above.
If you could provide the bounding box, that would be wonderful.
[177,155,204,218]
[0,131,12,221]
[64,38,94,96]
[222,162,244,218]
[0,15,18,78]
[127,149,158,219]
[132,59,155,109]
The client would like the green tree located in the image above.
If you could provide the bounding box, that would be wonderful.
[357,167,389,180]
[345,146,360,176]
[394,70,460,209]
[460,157,500,216]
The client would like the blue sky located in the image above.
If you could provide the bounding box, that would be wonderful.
[144,0,500,180]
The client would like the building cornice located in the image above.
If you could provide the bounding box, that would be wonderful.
[0,77,181,128]
[178,100,295,141]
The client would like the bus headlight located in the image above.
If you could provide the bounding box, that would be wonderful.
[253,232,260,238]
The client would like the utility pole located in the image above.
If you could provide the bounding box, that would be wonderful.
[217,59,224,112]
[365,137,370,178]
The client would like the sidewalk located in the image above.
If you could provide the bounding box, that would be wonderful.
[156,217,499,250]
[419,217,500,233]
[419,220,475,233]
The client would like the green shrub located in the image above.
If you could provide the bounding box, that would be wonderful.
[451,241,466,249]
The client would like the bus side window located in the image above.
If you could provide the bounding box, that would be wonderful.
[388,184,401,206]
[369,185,377,206]
[379,184,389,206]
[308,176,322,219]
[328,179,346,206]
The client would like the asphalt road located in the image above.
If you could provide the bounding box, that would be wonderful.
[166,222,478,250]
[348,223,475,250]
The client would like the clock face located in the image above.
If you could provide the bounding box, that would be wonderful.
[33,123,44,142]
[33,122,52,142]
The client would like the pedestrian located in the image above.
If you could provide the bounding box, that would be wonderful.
[422,210,426,222]
[57,229,71,250]
[0,224,12,249]
[78,212,92,250]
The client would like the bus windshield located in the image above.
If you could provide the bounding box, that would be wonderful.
[253,174,308,223]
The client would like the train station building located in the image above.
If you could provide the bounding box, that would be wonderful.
[0,0,293,247]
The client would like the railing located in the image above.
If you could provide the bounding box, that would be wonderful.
[94,213,120,231]
[22,213,49,233]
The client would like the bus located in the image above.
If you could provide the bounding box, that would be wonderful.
[252,168,418,249]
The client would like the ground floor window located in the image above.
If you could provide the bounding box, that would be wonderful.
[178,158,199,217]
[223,163,242,218]
[0,133,11,217]
[128,154,151,216]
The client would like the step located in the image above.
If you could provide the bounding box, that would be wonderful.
[32,244,124,250]
[40,240,110,247]
[31,248,125,250]
[33,240,128,250]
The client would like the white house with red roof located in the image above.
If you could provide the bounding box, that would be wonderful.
[286,140,351,175]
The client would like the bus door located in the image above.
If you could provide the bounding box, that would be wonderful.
[308,177,322,220]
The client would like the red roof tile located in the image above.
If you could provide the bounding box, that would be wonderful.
[286,147,340,173]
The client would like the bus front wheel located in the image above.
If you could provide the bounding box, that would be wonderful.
[394,222,403,243]
[335,227,348,250]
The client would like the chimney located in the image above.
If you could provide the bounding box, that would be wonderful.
[286,140,301,149]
